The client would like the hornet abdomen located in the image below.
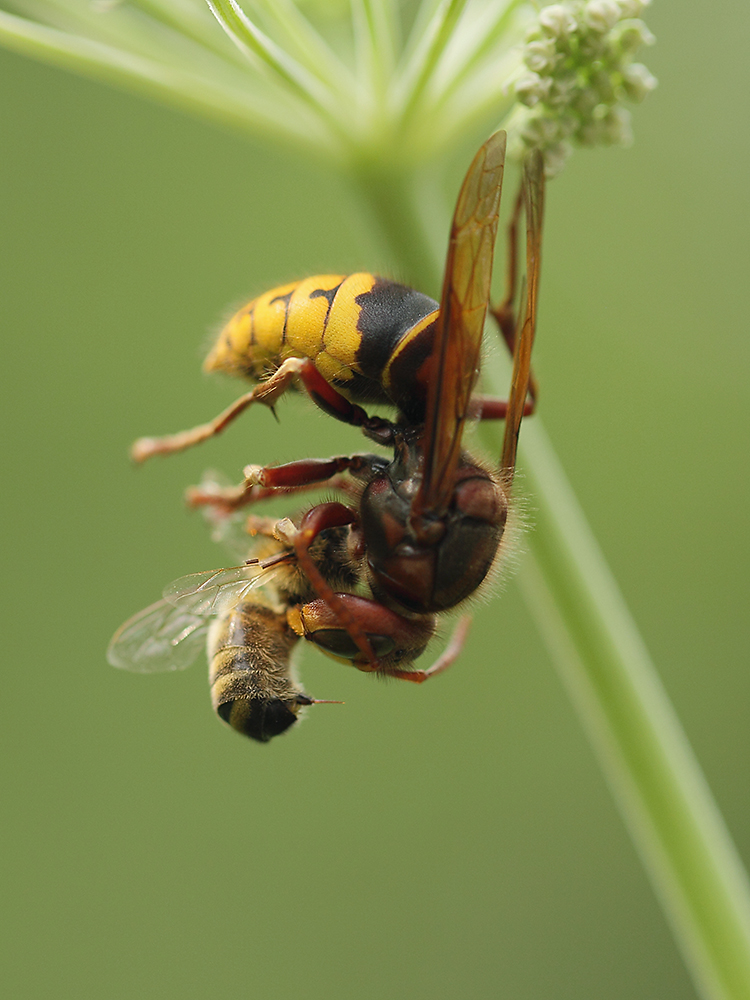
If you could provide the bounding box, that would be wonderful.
[204,273,438,423]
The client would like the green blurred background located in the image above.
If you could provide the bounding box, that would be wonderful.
[1,4,748,998]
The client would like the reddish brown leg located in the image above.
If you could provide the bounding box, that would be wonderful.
[289,592,434,673]
[383,616,472,683]
[287,502,381,669]
[187,479,293,512]
[294,360,394,440]
[488,180,539,405]
[290,592,467,684]
[186,471,362,513]
[131,358,395,464]
[468,395,535,421]
[491,184,524,351]
[130,357,311,463]
[243,454,379,490]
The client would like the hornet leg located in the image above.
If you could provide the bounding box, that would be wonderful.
[131,358,393,463]
[130,357,310,463]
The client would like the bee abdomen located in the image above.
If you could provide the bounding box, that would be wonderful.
[204,274,437,414]
[208,603,306,743]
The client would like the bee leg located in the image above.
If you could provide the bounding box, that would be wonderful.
[242,513,286,537]
[130,357,310,463]
[380,615,472,684]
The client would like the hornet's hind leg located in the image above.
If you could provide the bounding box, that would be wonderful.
[465,174,541,424]
[130,357,310,463]
[131,358,394,464]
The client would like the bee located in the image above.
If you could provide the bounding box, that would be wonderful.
[107,517,315,742]
[125,131,545,679]
[108,586,310,743]
[107,508,456,741]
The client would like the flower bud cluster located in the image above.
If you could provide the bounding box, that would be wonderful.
[512,0,657,174]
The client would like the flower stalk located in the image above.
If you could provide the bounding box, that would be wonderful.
[488,416,750,1000]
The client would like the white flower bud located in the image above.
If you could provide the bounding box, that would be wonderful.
[511,0,654,167]
[621,62,658,101]
[539,5,578,39]
[524,39,558,74]
[515,72,551,107]
[611,20,656,54]
[585,1,622,33]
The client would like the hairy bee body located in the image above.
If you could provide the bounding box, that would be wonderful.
[208,597,307,743]
[205,273,439,423]
[206,521,366,742]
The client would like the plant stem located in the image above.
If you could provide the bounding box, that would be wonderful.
[485,410,750,1000]
[351,160,442,292]
[356,165,750,1000]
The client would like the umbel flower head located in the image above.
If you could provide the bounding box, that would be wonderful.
[511,0,657,174]
[0,0,655,177]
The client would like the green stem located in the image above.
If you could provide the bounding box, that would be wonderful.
[485,408,750,1000]
[356,167,750,1000]
[351,161,442,293]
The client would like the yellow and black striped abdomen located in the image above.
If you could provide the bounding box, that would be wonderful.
[204,273,439,422]
[208,600,307,743]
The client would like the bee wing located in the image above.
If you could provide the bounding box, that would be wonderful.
[162,563,282,616]
[107,599,209,673]
[206,513,255,563]
[501,149,545,476]
[413,131,506,520]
